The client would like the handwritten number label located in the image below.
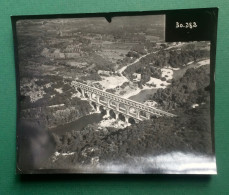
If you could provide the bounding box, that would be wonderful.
[176,22,197,29]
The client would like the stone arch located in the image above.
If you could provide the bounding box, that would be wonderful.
[91,101,97,109]
[91,93,97,100]
[128,117,136,124]
[76,87,82,93]
[140,110,147,118]
[151,115,157,119]
[109,109,116,119]
[98,105,106,115]
[99,96,106,104]
[129,106,137,115]
[109,100,117,109]
[118,103,126,112]
[118,113,125,122]
[84,91,89,98]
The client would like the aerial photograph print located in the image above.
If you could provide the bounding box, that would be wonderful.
[15,14,216,174]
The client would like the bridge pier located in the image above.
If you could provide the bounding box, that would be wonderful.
[114,111,119,120]
[105,108,111,117]
[116,102,120,111]
[96,104,100,112]
[107,99,111,108]
[87,92,92,101]
[124,115,129,124]
[136,110,140,120]
[96,95,100,104]
[125,105,130,115]
[81,89,85,98]
[146,112,151,120]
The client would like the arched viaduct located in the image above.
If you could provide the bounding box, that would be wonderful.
[73,81,176,124]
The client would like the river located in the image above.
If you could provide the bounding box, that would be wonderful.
[50,112,104,135]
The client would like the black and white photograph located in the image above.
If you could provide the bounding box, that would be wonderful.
[14,12,217,174]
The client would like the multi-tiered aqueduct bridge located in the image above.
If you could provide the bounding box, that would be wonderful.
[74,81,176,123]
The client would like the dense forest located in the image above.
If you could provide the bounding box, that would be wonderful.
[151,65,210,111]
[50,101,212,168]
